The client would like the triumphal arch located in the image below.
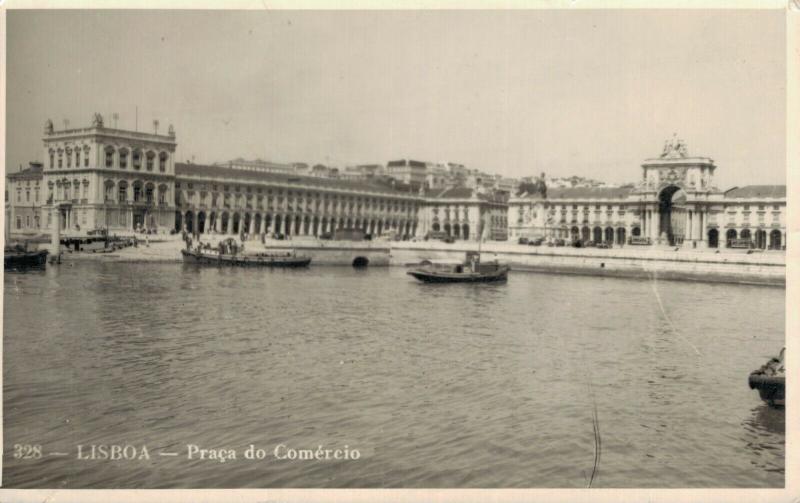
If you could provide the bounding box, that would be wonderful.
[634,136,717,246]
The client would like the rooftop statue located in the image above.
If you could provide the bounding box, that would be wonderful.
[92,113,104,128]
[659,133,689,159]
[168,124,176,137]
[44,119,54,135]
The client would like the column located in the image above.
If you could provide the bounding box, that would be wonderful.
[649,209,656,242]
[695,210,704,243]
[631,210,650,236]
[685,211,692,243]
[51,207,61,254]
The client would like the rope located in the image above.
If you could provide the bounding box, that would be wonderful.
[649,271,701,356]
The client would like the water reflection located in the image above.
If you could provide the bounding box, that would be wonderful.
[3,262,785,488]
[740,405,784,475]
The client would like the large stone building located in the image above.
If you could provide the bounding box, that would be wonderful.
[416,187,509,241]
[13,116,505,242]
[39,113,178,235]
[8,119,785,249]
[172,162,422,238]
[508,138,786,249]
[7,161,44,236]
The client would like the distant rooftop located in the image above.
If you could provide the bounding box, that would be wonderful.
[423,186,505,202]
[546,186,635,200]
[7,162,43,179]
[724,185,786,199]
[175,162,418,197]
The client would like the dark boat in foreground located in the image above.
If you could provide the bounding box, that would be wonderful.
[181,248,311,268]
[4,244,48,271]
[407,251,509,283]
[749,348,785,407]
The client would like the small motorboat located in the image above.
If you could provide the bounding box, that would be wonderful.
[407,251,509,283]
[748,348,785,407]
[4,244,48,271]
[181,248,311,268]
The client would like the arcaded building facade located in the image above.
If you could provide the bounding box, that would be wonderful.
[20,116,503,242]
[508,139,786,249]
[416,187,509,241]
[173,162,422,239]
[11,121,785,249]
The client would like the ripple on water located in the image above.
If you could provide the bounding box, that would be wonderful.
[3,262,785,488]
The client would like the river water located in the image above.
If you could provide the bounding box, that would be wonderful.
[3,262,784,488]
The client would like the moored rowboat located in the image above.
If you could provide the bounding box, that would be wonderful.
[407,251,509,283]
[4,247,48,271]
[748,348,785,407]
[181,249,311,268]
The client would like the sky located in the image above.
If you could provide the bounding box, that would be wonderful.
[6,9,786,189]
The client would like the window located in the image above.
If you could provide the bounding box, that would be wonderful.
[84,150,89,167]
[146,152,155,171]
[145,185,154,204]
[132,151,141,170]
[49,152,54,169]
[83,182,88,198]
[16,217,21,229]
[158,186,167,205]
[76,150,80,167]
[105,147,114,168]
[26,191,30,202]
[159,152,168,172]
[119,149,128,169]
[118,183,127,203]
[133,183,143,202]
[105,183,114,201]
[58,152,63,168]
[34,190,39,203]
[17,191,21,203]
[66,149,72,168]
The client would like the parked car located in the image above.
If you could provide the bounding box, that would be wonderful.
[518,237,529,245]
[554,239,566,247]
[596,241,612,249]
[426,231,448,241]
[528,238,544,246]
[442,236,455,244]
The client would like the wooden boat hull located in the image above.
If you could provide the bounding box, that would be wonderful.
[181,249,311,268]
[407,265,510,283]
[4,250,48,270]
[748,373,785,406]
